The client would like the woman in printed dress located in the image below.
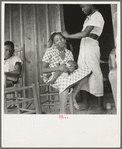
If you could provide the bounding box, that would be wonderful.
[62,4,106,114]
[42,32,91,114]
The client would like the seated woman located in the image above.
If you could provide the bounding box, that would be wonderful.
[42,32,92,114]
[4,41,22,88]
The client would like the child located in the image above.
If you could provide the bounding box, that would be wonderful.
[43,60,78,84]
[4,41,22,87]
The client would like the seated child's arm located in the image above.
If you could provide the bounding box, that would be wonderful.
[4,62,22,77]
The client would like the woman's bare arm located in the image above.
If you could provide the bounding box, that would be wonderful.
[42,62,68,73]
[62,26,94,39]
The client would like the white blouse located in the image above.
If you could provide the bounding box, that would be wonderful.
[82,11,105,36]
[4,55,22,72]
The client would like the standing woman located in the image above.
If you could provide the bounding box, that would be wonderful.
[62,4,105,113]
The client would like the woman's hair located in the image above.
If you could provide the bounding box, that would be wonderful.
[4,41,15,56]
[47,32,65,48]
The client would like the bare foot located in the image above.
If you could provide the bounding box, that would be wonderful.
[74,102,79,110]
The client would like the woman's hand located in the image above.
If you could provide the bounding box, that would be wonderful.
[58,64,68,72]
[61,31,70,38]
[68,66,75,73]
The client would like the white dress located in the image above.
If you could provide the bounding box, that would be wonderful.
[77,11,105,97]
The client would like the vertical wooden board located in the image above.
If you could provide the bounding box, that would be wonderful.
[36,4,64,83]
[36,4,48,82]
[11,4,21,49]
[23,4,38,85]
[55,5,61,31]
[4,4,10,41]
[111,4,117,14]
[30,4,39,84]
[48,4,62,34]
[111,4,117,41]
[59,4,65,31]
[48,4,57,32]
[23,4,33,86]
[37,4,48,54]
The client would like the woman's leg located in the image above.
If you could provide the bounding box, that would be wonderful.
[72,77,88,100]
[59,89,69,114]
[81,90,89,109]
[72,77,88,110]
[91,96,106,114]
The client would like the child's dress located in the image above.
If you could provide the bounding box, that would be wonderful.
[42,47,91,94]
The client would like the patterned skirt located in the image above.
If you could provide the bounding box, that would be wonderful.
[43,66,91,94]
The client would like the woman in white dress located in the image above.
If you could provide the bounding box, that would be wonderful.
[62,4,106,114]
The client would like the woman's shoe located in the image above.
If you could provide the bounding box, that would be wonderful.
[74,103,79,110]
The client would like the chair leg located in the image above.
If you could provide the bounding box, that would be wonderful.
[15,91,21,114]
[47,85,51,112]
[69,93,74,114]
[4,95,8,114]
[32,84,40,114]
[36,82,42,114]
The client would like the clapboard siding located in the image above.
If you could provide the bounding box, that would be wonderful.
[5,4,10,41]
[4,4,64,86]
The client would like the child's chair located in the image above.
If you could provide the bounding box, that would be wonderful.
[4,84,40,114]
[36,82,74,114]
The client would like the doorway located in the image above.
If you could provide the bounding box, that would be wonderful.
[63,4,114,62]
[63,4,115,111]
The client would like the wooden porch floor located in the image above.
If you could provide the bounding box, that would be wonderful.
[41,90,116,115]
[7,90,116,115]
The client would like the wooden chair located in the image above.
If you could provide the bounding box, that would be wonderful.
[4,84,40,114]
[4,44,26,88]
[36,82,74,114]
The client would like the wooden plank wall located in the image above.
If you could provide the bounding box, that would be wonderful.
[4,4,64,86]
